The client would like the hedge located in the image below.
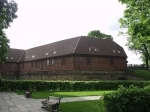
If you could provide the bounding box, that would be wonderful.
[0,80,150,91]
[104,85,150,112]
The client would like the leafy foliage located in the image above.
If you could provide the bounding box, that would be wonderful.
[1,80,149,91]
[128,69,150,80]
[87,30,113,40]
[118,0,150,68]
[0,0,17,63]
[104,85,150,112]
[0,30,9,62]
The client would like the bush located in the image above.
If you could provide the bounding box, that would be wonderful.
[1,80,150,92]
[104,85,150,112]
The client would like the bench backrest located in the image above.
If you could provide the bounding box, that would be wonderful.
[48,96,62,104]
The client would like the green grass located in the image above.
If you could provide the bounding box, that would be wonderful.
[16,91,113,99]
[16,91,108,112]
[128,70,150,80]
[59,100,105,112]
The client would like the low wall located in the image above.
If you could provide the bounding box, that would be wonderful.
[1,70,129,80]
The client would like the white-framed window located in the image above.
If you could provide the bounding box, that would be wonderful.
[47,60,50,65]
[52,59,54,65]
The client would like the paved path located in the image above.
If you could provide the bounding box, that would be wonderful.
[0,92,102,112]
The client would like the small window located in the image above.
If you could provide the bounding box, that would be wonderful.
[94,48,98,52]
[52,59,54,65]
[61,58,66,65]
[53,51,56,54]
[86,57,91,65]
[31,62,33,67]
[22,63,24,68]
[89,48,91,51]
[35,61,38,68]
[110,58,114,65]
[32,55,35,58]
[47,60,50,65]
[113,50,115,53]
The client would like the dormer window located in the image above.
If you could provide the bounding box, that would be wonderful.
[94,48,98,52]
[53,51,56,54]
[89,48,91,51]
[32,55,35,58]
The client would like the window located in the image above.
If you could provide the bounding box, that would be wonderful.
[61,58,66,65]
[31,62,33,67]
[86,57,91,65]
[110,58,114,65]
[35,61,38,68]
[47,60,50,65]
[52,59,54,65]
[22,63,24,68]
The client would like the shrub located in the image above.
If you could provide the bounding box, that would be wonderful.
[1,80,150,92]
[104,85,150,112]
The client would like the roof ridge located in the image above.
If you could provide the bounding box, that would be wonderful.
[73,36,81,53]
[18,51,25,62]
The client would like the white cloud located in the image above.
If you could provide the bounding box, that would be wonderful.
[5,0,142,64]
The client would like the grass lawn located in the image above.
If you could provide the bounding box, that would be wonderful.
[128,69,150,80]
[16,91,109,112]
[59,100,105,112]
[16,91,113,99]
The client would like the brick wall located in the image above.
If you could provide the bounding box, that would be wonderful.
[19,70,127,80]
[74,56,127,71]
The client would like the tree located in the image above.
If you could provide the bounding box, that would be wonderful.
[118,0,150,69]
[0,0,17,63]
[87,30,113,40]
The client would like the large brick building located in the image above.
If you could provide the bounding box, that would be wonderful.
[0,36,128,80]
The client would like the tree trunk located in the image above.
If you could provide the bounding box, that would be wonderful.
[145,55,149,69]
[143,44,150,69]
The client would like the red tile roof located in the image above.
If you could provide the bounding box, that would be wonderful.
[8,36,127,62]
[74,36,127,57]
[7,48,25,62]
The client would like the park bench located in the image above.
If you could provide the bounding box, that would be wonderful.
[24,91,32,98]
[41,96,63,112]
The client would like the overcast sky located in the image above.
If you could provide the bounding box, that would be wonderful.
[5,0,142,64]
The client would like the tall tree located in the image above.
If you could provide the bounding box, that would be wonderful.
[118,0,150,69]
[0,0,17,63]
[87,30,113,40]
